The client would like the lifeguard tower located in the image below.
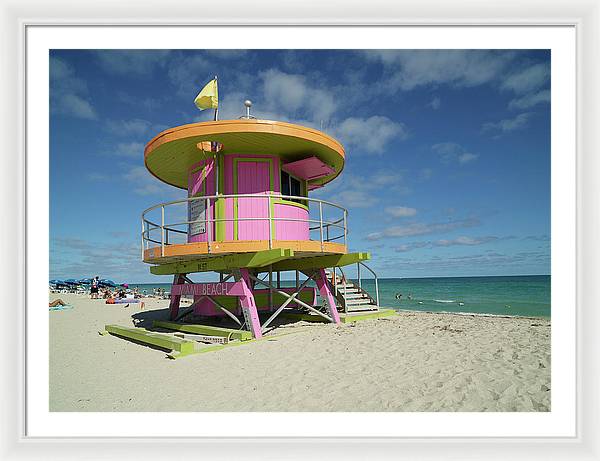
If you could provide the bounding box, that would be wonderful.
[141,101,381,340]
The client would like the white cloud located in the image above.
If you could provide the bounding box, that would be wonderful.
[87,173,108,181]
[332,189,379,208]
[508,89,551,110]
[204,50,249,59]
[115,142,145,158]
[366,50,514,91]
[419,168,433,181]
[431,142,478,165]
[332,116,408,154]
[427,96,441,110]
[385,206,417,218]
[321,171,408,209]
[50,56,97,120]
[501,62,550,94]
[105,118,152,137]
[59,94,96,119]
[122,166,180,197]
[94,50,171,76]
[261,68,337,122]
[435,236,498,246]
[482,112,532,135]
[366,218,479,241]
[393,235,509,252]
[458,152,479,164]
[167,53,214,97]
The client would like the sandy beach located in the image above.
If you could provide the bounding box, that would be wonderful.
[49,293,550,412]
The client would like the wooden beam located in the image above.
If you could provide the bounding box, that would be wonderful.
[153,320,253,341]
[269,252,370,272]
[104,324,196,354]
[149,248,295,275]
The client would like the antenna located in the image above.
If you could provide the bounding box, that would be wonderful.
[239,100,256,119]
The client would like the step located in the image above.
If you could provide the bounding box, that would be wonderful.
[104,324,196,354]
[341,293,369,299]
[336,287,361,294]
[346,304,379,312]
[345,298,375,306]
[336,282,356,288]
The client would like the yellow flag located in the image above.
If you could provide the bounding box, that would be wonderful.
[194,78,218,110]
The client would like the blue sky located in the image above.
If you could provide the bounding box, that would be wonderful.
[50,49,550,283]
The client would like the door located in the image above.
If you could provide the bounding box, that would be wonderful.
[235,161,271,240]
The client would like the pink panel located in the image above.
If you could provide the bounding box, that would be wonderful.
[192,287,317,316]
[282,156,335,181]
[274,203,309,240]
[236,160,270,240]
[223,153,280,241]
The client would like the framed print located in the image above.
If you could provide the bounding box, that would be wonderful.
[1,0,598,459]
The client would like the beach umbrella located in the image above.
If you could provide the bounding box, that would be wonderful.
[99,279,117,287]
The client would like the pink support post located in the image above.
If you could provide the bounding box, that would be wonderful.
[315,268,341,324]
[169,274,186,320]
[237,269,263,339]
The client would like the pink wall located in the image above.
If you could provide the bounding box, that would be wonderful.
[236,161,271,240]
[274,203,309,240]
[186,153,311,243]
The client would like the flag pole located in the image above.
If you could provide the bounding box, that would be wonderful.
[213,75,219,122]
[212,75,219,199]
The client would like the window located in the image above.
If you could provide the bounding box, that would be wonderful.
[281,170,305,204]
[281,170,291,196]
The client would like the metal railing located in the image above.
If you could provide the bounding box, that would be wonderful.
[141,193,348,258]
[332,262,380,309]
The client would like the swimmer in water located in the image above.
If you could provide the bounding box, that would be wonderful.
[407,293,413,300]
[395,293,402,300]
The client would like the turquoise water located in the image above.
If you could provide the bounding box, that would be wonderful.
[130,275,550,319]
[362,275,550,318]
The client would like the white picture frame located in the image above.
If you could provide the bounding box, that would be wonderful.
[2,0,598,459]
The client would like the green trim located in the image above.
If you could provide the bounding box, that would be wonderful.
[232,157,275,241]
[340,309,397,323]
[272,198,309,212]
[269,252,370,272]
[149,248,295,275]
[215,154,226,241]
[153,321,253,341]
[105,324,196,354]
[164,329,305,359]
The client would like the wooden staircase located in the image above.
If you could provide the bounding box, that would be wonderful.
[327,270,379,313]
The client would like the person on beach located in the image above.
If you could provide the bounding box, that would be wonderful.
[90,276,100,299]
[49,299,67,307]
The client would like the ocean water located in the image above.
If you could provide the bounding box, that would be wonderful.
[129,275,550,319]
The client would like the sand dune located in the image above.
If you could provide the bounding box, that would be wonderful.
[49,293,550,412]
